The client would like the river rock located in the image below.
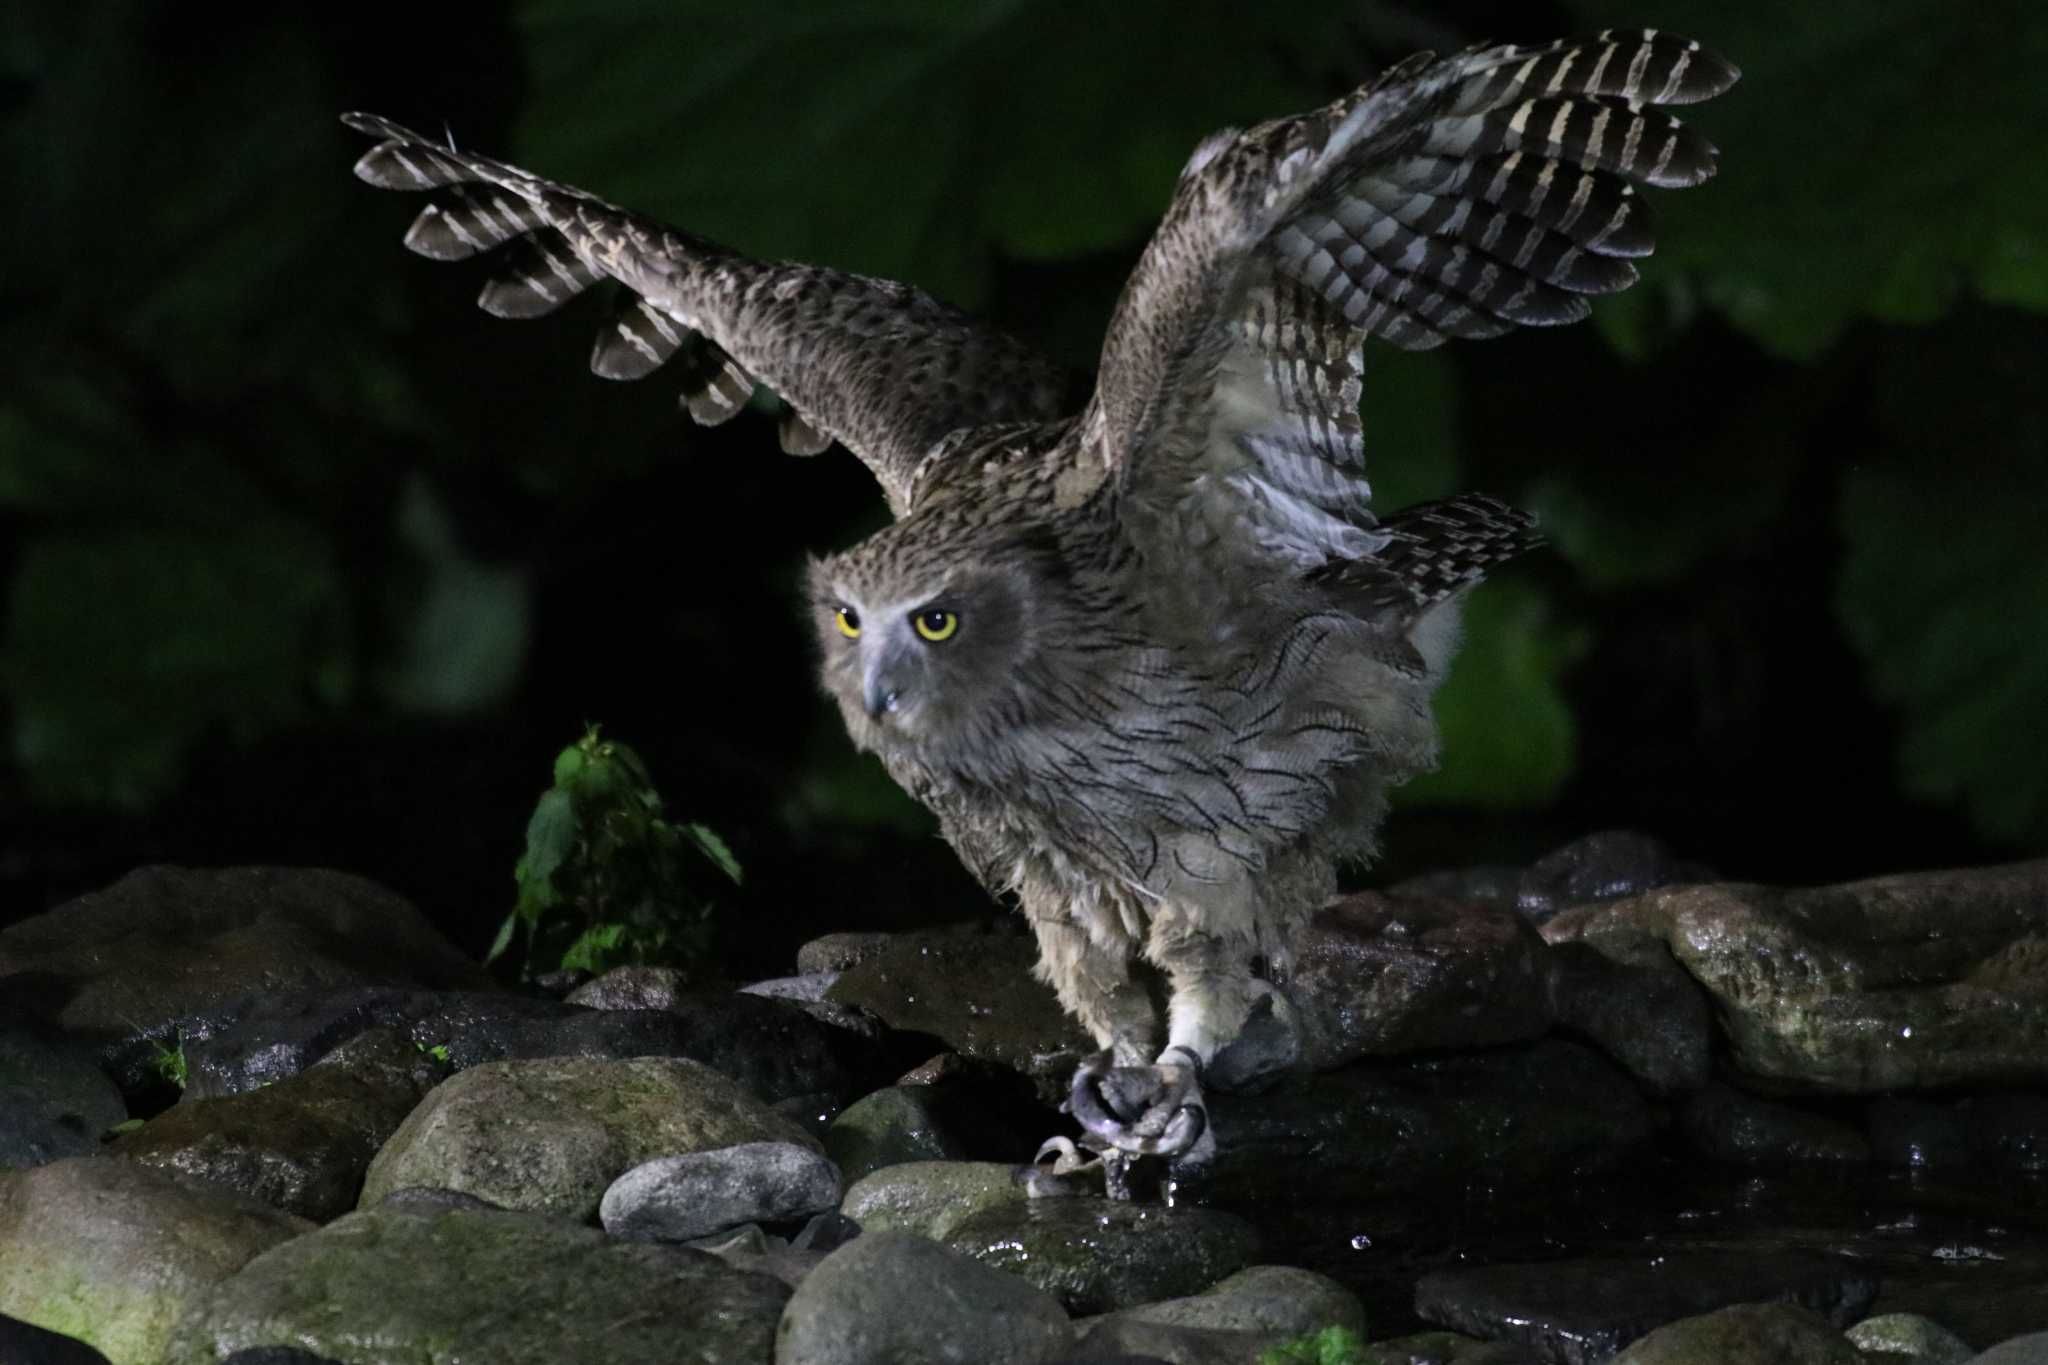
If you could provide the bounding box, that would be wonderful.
[1845,1313,1974,1363]
[1611,1302,1860,1364]
[1086,1264,1365,1337]
[1973,1332,2048,1364]
[1546,932,1713,1096]
[1368,1331,1534,1363]
[827,927,1093,1105]
[359,1054,821,1219]
[0,1027,126,1170]
[1679,1082,1870,1166]
[796,932,899,975]
[945,1197,1258,1316]
[1283,893,1554,1070]
[185,982,873,1108]
[164,1202,787,1365]
[108,1027,444,1219]
[1065,1319,1279,1364]
[0,867,496,1099]
[0,1157,311,1365]
[825,1085,969,1181]
[1542,861,2048,1093]
[563,964,697,1009]
[1391,830,1712,920]
[838,1160,1031,1239]
[601,1142,841,1241]
[775,1229,1072,1365]
[1414,1249,1878,1364]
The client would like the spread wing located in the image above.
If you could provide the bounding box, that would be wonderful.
[342,114,1068,514]
[1084,30,1738,571]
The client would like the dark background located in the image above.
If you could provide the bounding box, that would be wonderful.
[4,0,2043,975]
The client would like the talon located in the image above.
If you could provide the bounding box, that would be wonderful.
[1065,1049,1209,1159]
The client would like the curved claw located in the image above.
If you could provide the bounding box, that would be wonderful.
[1067,1047,1209,1158]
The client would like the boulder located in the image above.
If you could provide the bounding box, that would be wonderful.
[0,1158,311,1365]
[359,1055,820,1219]
[775,1230,1071,1365]
[600,1142,841,1242]
[1542,861,2048,1093]
[945,1196,1258,1316]
[164,1202,787,1365]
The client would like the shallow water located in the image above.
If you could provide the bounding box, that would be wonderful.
[1195,1143,2048,1343]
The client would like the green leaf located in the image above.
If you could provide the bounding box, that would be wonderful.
[1835,316,2048,847]
[1400,581,1588,809]
[683,822,744,885]
[559,921,630,975]
[519,788,581,887]
[1563,0,2048,357]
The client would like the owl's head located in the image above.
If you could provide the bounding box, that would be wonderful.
[808,517,1059,748]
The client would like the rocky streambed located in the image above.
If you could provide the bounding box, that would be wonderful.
[2,841,2046,1364]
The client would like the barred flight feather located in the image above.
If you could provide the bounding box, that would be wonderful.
[341,111,1066,510]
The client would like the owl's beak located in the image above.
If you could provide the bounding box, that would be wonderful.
[862,645,909,721]
[863,673,901,721]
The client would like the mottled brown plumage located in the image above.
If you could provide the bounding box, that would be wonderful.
[345,28,1737,1170]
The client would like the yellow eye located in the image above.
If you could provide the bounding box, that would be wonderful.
[834,607,861,639]
[913,609,959,643]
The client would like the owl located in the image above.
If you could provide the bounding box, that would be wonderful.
[346,29,1736,1180]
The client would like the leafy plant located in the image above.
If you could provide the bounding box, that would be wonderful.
[1259,1324,1379,1365]
[491,726,742,979]
[147,1031,188,1092]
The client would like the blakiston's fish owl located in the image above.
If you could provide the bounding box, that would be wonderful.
[346,29,1736,1172]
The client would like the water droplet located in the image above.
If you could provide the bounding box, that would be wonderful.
[1349,1233,1373,1251]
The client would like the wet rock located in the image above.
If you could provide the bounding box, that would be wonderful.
[0,1027,126,1170]
[1283,894,1554,1070]
[1067,1319,1278,1364]
[221,1350,347,1365]
[359,1055,821,1219]
[164,1202,787,1365]
[188,984,872,1108]
[838,1160,1030,1239]
[1973,1332,2048,1365]
[797,932,899,975]
[0,1313,114,1365]
[1611,1302,1861,1364]
[1090,1264,1365,1337]
[827,927,1093,1105]
[1845,1313,1974,1363]
[180,987,550,1097]
[1546,933,1713,1096]
[1541,861,2048,1094]
[0,866,495,1099]
[107,1027,445,1219]
[775,1229,1072,1365]
[1369,1331,1533,1363]
[601,1141,841,1242]
[1178,1038,1653,1205]
[825,1085,969,1181]
[1680,1083,1870,1166]
[563,963,697,1009]
[1392,830,1712,921]
[1414,1249,1878,1365]
[945,1196,1258,1316]
[0,1157,312,1365]
[743,973,839,1003]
